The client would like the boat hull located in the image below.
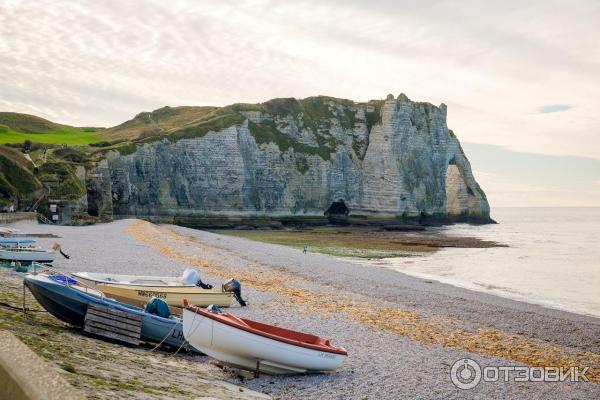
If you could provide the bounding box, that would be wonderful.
[78,281,233,312]
[24,275,192,350]
[0,249,56,263]
[182,309,347,374]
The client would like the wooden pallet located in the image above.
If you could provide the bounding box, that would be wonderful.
[84,303,142,346]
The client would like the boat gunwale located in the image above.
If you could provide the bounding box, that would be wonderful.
[184,305,348,355]
[73,272,226,290]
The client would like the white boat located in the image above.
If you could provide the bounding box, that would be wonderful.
[182,301,347,374]
[73,272,197,287]
[0,238,56,263]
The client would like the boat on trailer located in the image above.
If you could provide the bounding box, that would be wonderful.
[0,238,56,263]
[24,273,195,351]
[72,270,239,313]
[182,301,347,374]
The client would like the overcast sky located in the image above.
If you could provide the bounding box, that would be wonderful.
[1,0,599,206]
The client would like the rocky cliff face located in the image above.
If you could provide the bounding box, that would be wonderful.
[88,94,491,224]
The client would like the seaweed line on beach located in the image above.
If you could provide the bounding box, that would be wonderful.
[128,220,600,382]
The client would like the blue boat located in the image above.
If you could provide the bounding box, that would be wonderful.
[0,238,36,245]
[24,273,196,352]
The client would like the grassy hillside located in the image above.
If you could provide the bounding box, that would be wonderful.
[100,106,218,141]
[0,112,103,145]
[0,111,67,133]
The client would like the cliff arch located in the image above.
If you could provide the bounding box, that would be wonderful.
[445,163,470,220]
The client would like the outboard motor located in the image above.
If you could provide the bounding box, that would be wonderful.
[181,267,199,285]
[222,278,247,306]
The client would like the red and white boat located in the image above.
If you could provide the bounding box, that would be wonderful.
[182,301,347,374]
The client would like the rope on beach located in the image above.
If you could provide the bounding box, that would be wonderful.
[146,313,195,356]
[146,323,192,357]
[167,339,190,359]
[147,324,178,353]
[166,307,203,358]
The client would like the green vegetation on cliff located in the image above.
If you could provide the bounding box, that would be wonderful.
[248,120,335,161]
[238,96,376,161]
[235,96,359,131]
[165,110,246,142]
[0,143,90,208]
[0,146,42,206]
[38,161,86,200]
[0,112,103,145]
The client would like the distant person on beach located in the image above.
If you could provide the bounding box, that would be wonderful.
[303,245,308,254]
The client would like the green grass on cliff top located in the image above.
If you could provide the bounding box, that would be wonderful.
[0,127,103,145]
[0,112,103,145]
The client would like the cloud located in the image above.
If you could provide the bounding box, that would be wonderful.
[539,104,571,113]
[0,0,599,160]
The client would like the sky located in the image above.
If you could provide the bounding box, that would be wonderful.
[1,0,599,207]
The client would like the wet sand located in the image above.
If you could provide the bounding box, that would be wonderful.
[6,219,600,399]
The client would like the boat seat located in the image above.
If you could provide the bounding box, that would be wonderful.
[223,313,250,327]
[244,319,324,344]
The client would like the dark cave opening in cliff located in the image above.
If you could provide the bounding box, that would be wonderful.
[325,199,349,216]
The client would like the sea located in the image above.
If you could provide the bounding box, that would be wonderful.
[371,207,600,318]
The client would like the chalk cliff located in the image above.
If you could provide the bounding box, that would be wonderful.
[87,94,491,224]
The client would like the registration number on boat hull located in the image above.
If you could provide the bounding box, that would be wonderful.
[136,290,167,299]
[317,352,337,359]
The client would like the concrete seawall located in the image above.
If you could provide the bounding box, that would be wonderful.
[0,330,83,400]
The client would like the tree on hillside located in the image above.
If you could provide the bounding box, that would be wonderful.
[23,140,32,153]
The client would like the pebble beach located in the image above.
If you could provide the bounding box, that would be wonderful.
[6,219,600,399]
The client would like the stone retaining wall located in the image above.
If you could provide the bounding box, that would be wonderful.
[0,330,83,400]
